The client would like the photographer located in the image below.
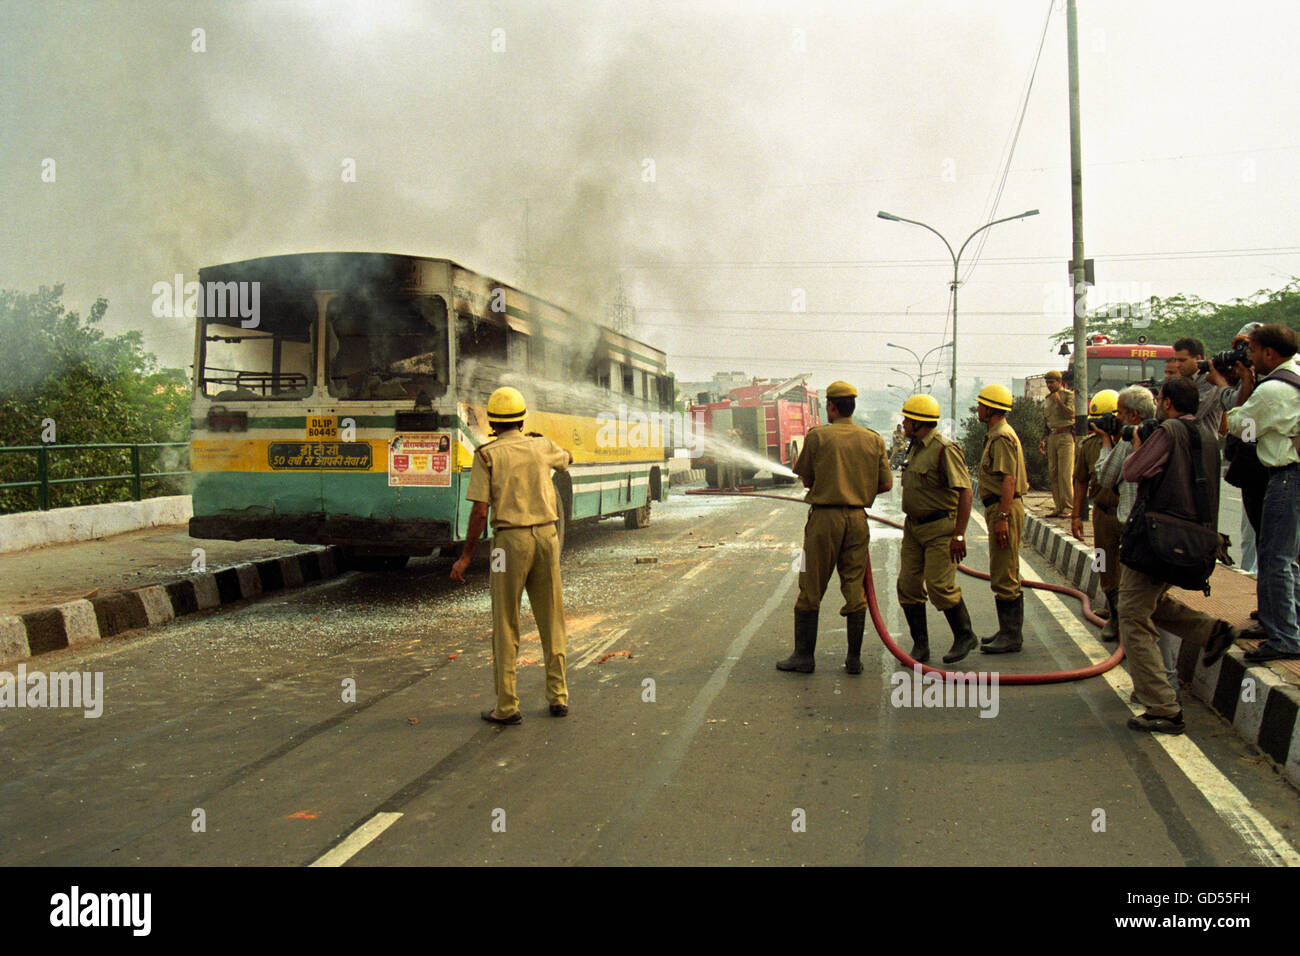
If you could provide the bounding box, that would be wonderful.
[1094,387,1175,690]
[1117,377,1237,734]
[1071,389,1122,640]
[1210,323,1263,575]
[1226,323,1300,662]
[1169,336,1231,436]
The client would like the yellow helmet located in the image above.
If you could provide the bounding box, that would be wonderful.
[901,393,941,423]
[1089,389,1119,417]
[977,383,1014,412]
[487,386,527,423]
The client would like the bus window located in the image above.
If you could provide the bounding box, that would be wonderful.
[455,312,509,404]
[1087,357,1148,392]
[327,294,449,401]
[200,296,315,400]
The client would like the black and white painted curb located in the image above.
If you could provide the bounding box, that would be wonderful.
[0,547,342,665]
[1023,513,1101,598]
[1024,512,1300,791]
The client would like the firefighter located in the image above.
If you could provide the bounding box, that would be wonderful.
[977,384,1030,654]
[1038,369,1076,518]
[778,380,892,675]
[896,394,977,663]
[1071,389,1122,642]
[450,386,573,724]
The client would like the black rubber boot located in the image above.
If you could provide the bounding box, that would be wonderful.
[941,599,978,664]
[845,610,866,674]
[901,602,929,663]
[1099,588,1120,642]
[777,609,819,673]
[981,594,1024,654]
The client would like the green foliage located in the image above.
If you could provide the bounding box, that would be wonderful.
[0,286,191,514]
[958,396,1049,492]
[1053,278,1300,351]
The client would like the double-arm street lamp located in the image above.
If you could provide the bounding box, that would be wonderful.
[888,340,953,397]
[877,209,1039,424]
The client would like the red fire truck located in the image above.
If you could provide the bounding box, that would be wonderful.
[1066,334,1174,393]
[688,376,821,487]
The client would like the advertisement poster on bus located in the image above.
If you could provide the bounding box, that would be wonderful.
[388,433,452,487]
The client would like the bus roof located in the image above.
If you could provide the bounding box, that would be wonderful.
[198,252,665,366]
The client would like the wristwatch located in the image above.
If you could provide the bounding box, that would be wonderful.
[998,512,1011,520]
[954,535,965,541]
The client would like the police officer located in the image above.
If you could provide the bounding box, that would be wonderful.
[1038,369,1076,518]
[896,394,977,664]
[1071,389,1122,642]
[778,381,892,675]
[977,384,1030,654]
[451,386,573,724]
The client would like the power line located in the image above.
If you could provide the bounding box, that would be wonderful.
[670,352,1059,370]
[525,246,1300,270]
[634,320,1066,337]
[962,0,1055,284]
[635,308,1052,316]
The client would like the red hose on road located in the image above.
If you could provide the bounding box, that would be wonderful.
[685,488,1124,684]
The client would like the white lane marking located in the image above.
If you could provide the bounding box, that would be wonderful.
[596,566,799,844]
[309,811,403,867]
[768,507,783,516]
[574,627,630,670]
[682,561,711,581]
[974,512,1300,866]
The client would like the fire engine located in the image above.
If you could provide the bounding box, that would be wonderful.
[688,376,821,487]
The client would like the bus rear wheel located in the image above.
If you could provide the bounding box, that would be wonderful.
[624,502,651,529]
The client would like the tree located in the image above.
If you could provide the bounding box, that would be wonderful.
[1053,277,1300,352]
[959,396,1048,493]
[0,286,190,513]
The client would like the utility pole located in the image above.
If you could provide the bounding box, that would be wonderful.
[1067,0,1088,432]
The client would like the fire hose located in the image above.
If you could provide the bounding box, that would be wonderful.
[685,488,1124,684]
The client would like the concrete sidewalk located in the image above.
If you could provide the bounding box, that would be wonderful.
[0,526,340,664]
[1022,489,1300,791]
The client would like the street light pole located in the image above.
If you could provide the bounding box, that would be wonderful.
[889,367,923,393]
[888,339,954,396]
[878,210,1039,426]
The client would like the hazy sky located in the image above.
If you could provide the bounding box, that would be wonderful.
[2,0,1298,393]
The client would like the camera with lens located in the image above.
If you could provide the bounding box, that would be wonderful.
[1210,343,1251,376]
[1121,418,1159,444]
[1092,411,1122,438]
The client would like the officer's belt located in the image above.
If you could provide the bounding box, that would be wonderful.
[1049,426,1073,435]
[809,503,865,509]
[981,493,1022,508]
[908,510,954,526]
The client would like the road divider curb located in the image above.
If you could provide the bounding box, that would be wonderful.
[2,546,345,666]
[1025,511,1300,792]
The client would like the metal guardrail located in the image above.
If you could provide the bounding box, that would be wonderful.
[0,442,190,510]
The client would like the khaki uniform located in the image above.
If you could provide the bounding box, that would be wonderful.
[1044,387,1076,513]
[1075,433,1121,592]
[792,420,889,615]
[897,430,971,611]
[1119,566,1221,717]
[466,429,571,718]
[978,418,1029,601]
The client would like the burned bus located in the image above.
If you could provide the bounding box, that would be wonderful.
[188,253,673,568]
